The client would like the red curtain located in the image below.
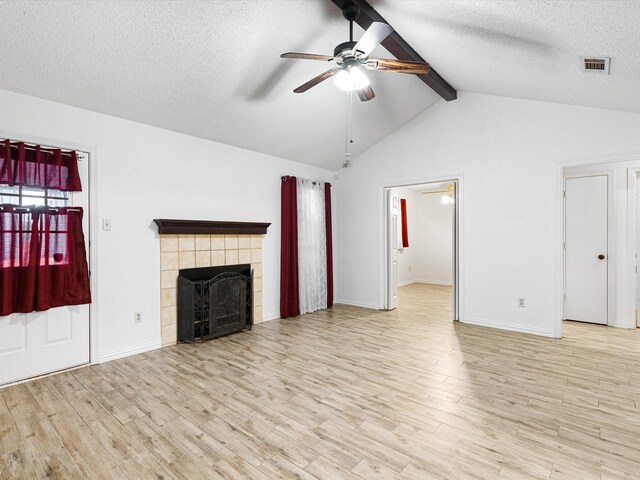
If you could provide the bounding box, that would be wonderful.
[0,206,91,316]
[280,176,299,318]
[400,198,409,248]
[324,183,333,308]
[0,140,82,191]
[0,206,38,314]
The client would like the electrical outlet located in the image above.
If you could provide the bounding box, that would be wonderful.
[102,219,112,231]
[134,311,143,323]
[518,298,525,308]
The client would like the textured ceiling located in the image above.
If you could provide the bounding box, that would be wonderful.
[0,1,639,169]
[373,0,640,113]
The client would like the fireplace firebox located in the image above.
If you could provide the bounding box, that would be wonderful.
[177,264,253,342]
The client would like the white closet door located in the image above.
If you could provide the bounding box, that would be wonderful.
[0,157,90,386]
[564,175,608,325]
[386,189,399,310]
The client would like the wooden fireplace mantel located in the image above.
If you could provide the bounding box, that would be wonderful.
[154,219,271,235]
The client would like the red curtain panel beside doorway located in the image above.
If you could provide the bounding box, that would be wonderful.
[400,198,409,248]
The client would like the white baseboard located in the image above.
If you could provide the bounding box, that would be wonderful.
[399,279,452,286]
[414,279,452,286]
[263,311,281,322]
[334,298,380,310]
[462,316,557,338]
[610,322,636,329]
[98,340,162,363]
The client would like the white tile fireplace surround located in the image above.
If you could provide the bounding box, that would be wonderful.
[154,219,270,347]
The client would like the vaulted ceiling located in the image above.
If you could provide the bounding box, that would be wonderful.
[1,1,638,169]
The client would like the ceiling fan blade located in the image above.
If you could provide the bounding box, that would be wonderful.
[293,67,341,93]
[352,22,393,57]
[357,85,375,102]
[368,58,430,75]
[281,52,334,62]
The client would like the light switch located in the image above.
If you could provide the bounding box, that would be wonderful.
[102,219,112,231]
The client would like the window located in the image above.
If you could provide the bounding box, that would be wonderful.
[0,186,70,269]
[0,185,68,207]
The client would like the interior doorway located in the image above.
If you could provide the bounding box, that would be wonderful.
[383,180,460,320]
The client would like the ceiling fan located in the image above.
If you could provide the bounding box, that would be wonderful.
[280,3,430,101]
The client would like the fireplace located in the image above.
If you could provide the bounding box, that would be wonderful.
[155,219,270,347]
[177,264,253,342]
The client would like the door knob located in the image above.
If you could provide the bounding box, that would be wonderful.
[598,254,606,260]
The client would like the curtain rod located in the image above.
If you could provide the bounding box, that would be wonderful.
[1,139,78,155]
[281,175,329,186]
[0,205,82,213]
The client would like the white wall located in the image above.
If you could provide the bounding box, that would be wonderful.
[336,92,640,337]
[0,89,336,362]
[396,187,453,286]
[413,194,453,285]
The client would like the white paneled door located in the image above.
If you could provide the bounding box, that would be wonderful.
[564,175,608,325]
[637,172,640,327]
[386,188,400,310]
[0,155,90,386]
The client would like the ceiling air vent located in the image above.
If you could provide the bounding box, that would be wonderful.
[582,57,610,74]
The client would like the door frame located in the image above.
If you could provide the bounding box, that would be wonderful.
[380,175,463,320]
[383,188,400,310]
[0,129,100,365]
[555,154,640,338]
[626,167,640,327]
[562,172,613,326]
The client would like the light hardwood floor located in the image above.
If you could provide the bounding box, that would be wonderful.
[1,283,640,479]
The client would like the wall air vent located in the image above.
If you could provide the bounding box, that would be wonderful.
[582,57,610,74]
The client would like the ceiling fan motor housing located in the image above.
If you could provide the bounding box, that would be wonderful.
[334,41,357,58]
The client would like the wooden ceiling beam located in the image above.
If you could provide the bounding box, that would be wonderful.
[330,0,457,101]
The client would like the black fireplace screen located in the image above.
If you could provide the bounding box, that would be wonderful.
[177,264,253,342]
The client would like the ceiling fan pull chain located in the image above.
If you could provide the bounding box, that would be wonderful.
[344,90,354,168]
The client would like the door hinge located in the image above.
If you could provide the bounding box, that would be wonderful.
[563,294,566,301]
[563,190,566,198]
[563,242,566,250]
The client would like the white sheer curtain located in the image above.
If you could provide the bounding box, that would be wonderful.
[296,178,327,315]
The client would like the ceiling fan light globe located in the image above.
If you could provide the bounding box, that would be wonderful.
[333,67,370,91]
[333,69,352,91]
[349,67,370,90]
